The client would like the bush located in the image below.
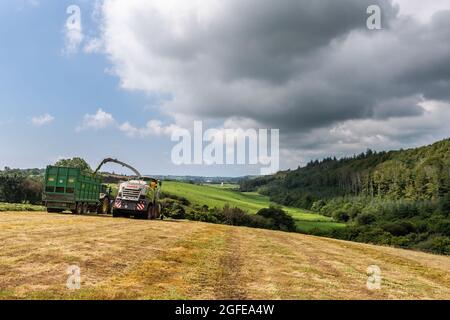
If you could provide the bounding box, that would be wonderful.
[246,214,272,229]
[355,213,377,226]
[381,221,416,236]
[430,219,450,237]
[416,236,450,255]
[437,193,450,217]
[222,204,249,226]
[301,195,450,254]
[161,199,186,219]
[355,228,392,245]
[0,173,43,205]
[333,209,350,222]
[256,206,297,232]
[311,200,326,212]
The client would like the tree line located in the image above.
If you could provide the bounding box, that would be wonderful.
[241,139,450,208]
[0,158,91,205]
[0,168,44,204]
[240,138,450,254]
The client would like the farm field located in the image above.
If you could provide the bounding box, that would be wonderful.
[163,181,345,232]
[0,211,449,300]
[0,202,45,212]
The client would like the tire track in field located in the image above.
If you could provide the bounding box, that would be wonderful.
[213,229,247,300]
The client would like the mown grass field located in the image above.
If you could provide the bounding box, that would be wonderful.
[162,181,345,232]
[0,211,449,300]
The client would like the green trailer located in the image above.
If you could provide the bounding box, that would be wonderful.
[42,166,111,214]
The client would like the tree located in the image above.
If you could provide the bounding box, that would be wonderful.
[21,177,43,204]
[356,212,376,226]
[0,173,25,203]
[256,206,297,232]
[438,193,450,217]
[222,204,249,226]
[54,157,92,173]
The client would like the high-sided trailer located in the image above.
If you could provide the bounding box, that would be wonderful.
[42,166,112,214]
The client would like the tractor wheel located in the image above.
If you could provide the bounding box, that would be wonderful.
[112,209,121,218]
[98,197,110,215]
[154,203,161,219]
[108,199,113,214]
[84,203,90,214]
[134,213,145,220]
[76,202,83,215]
[147,205,154,220]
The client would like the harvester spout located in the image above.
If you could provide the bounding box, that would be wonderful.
[93,158,142,178]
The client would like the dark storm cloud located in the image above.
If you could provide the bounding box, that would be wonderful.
[190,8,450,133]
[205,0,399,83]
[101,0,450,161]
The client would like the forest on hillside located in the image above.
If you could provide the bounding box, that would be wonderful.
[241,139,450,206]
[240,139,450,254]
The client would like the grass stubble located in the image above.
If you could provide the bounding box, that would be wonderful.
[0,212,449,300]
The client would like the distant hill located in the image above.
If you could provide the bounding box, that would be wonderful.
[240,139,450,254]
[0,167,44,178]
[241,138,450,208]
[101,172,245,185]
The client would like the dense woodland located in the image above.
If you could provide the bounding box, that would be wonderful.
[240,139,450,254]
[0,168,44,204]
[0,159,89,205]
[241,139,450,206]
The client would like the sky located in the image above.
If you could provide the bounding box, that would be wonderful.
[1,0,450,176]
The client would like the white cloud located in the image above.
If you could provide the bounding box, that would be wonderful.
[32,114,55,127]
[92,1,450,169]
[83,37,104,54]
[76,109,115,131]
[95,1,448,123]
[119,120,181,138]
[63,5,84,55]
[75,108,181,138]
[279,99,450,167]
[394,0,450,22]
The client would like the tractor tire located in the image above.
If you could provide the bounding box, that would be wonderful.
[108,199,113,215]
[112,209,121,218]
[154,203,161,219]
[98,197,110,215]
[147,205,154,220]
[76,202,83,215]
[135,213,146,220]
[82,203,89,215]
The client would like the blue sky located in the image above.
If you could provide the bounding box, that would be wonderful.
[1,1,450,177]
[0,1,247,176]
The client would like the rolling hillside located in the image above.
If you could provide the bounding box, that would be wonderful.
[239,139,450,254]
[0,211,449,299]
[162,181,345,232]
[241,138,450,207]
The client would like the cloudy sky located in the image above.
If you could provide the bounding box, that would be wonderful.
[1,0,450,176]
